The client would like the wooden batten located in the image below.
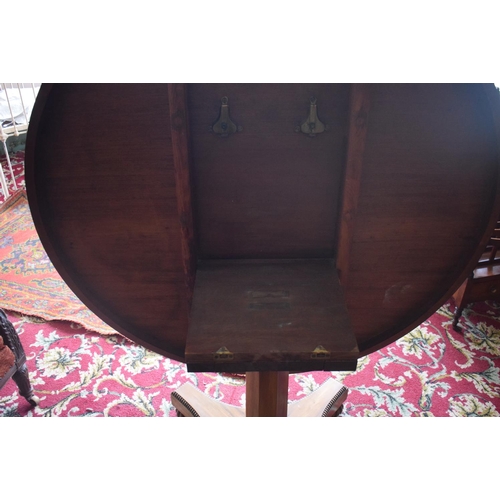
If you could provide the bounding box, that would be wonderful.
[168,84,197,304]
[336,84,371,286]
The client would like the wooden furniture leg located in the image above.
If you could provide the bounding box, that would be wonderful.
[12,364,39,406]
[452,273,473,331]
[0,309,39,406]
[245,371,289,417]
[171,372,347,417]
[452,306,466,331]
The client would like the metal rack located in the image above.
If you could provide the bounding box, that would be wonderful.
[0,83,40,199]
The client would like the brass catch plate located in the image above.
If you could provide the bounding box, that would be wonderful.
[214,346,234,361]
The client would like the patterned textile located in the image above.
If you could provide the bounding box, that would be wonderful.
[0,189,115,335]
[1,299,500,417]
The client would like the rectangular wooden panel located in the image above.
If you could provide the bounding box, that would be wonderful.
[187,84,350,259]
[185,259,358,372]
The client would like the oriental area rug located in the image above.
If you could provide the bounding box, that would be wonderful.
[1,152,500,417]
[0,184,114,335]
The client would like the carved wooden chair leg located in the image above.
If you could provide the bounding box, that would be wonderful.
[452,273,474,333]
[0,309,39,406]
[452,307,464,332]
[12,364,39,406]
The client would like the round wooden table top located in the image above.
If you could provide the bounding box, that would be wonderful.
[25,84,500,368]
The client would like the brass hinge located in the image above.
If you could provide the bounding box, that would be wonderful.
[214,346,234,361]
[311,345,331,359]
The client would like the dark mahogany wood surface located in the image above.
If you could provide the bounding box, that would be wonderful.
[185,259,358,372]
[339,84,500,354]
[188,84,350,259]
[26,84,190,360]
[25,84,500,367]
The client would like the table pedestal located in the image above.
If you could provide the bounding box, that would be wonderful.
[171,372,347,417]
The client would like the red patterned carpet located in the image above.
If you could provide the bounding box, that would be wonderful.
[1,151,500,417]
[2,301,500,417]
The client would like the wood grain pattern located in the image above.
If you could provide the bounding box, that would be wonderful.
[246,371,289,417]
[342,84,500,354]
[24,83,500,367]
[172,382,245,417]
[168,83,197,305]
[26,84,189,360]
[172,375,347,417]
[185,259,358,372]
[287,377,347,417]
[187,83,350,259]
[336,83,371,286]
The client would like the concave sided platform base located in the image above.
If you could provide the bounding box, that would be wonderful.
[171,372,347,417]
